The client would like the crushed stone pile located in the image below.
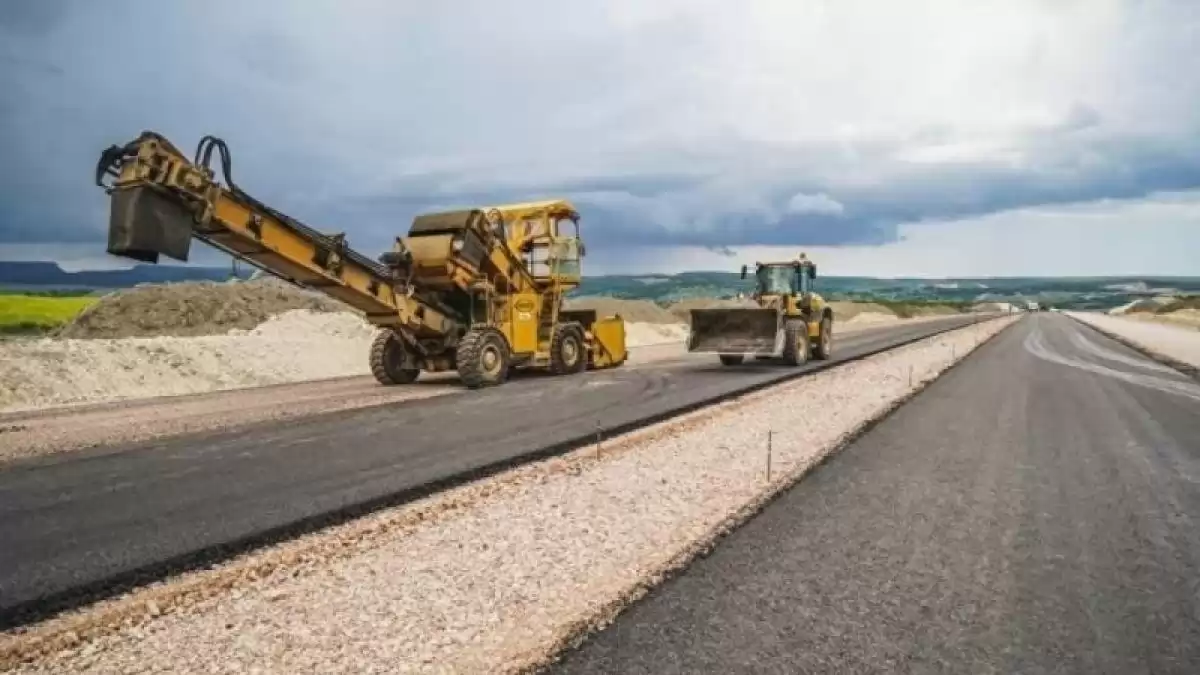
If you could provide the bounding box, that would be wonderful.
[1,310,379,413]
[56,277,356,339]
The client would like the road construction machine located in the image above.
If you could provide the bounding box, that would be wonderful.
[94,131,627,389]
[687,254,833,366]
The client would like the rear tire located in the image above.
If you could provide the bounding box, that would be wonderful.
[456,326,511,389]
[813,316,833,360]
[719,354,745,366]
[550,322,587,375]
[370,330,420,385]
[782,320,810,366]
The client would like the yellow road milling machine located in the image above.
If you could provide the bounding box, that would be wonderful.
[95,131,627,389]
[687,254,833,366]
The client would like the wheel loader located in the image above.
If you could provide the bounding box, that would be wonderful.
[95,131,627,389]
[686,254,833,366]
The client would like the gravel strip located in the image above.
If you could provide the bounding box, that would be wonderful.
[2,316,1016,674]
[1066,311,1200,370]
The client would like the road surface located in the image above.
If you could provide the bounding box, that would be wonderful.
[549,313,1200,675]
[0,315,986,626]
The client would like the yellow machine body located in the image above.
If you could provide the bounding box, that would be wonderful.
[95,131,626,388]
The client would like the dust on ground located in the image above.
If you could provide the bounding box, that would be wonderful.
[56,277,355,339]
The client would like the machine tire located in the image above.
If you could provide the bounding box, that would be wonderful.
[457,326,511,389]
[550,322,587,375]
[782,320,810,366]
[813,315,833,360]
[719,354,745,366]
[369,330,420,385]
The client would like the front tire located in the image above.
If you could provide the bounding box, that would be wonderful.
[370,330,421,385]
[813,316,833,360]
[550,322,587,375]
[782,320,810,366]
[456,326,511,389]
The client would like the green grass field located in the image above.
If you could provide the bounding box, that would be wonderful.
[0,293,98,335]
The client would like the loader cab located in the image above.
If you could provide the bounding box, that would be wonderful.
[742,259,817,298]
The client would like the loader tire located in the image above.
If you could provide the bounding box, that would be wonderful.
[457,326,510,389]
[719,354,745,366]
[782,320,810,366]
[370,330,420,385]
[550,322,587,375]
[813,316,833,360]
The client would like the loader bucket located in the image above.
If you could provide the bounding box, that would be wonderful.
[687,308,781,354]
[106,185,195,263]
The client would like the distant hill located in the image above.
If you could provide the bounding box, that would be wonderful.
[3,261,1199,311]
[0,261,252,290]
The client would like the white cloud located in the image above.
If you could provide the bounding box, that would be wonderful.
[786,192,845,216]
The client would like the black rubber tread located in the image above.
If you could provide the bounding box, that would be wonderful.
[456,326,511,389]
[550,322,587,375]
[813,315,833,360]
[782,320,810,366]
[369,330,420,385]
[719,354,746,366]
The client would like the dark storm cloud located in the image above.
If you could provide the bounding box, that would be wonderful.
[2,0,1200,266]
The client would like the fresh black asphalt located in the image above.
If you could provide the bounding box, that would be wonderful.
[0,315,984,624]
[548,313,1200,675]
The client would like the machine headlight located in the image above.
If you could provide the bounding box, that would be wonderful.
[451,236,465,252]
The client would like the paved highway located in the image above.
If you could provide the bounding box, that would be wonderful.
[0,315,986,625]
[549,313,1200,674]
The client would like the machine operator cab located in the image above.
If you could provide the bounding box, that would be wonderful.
[741,253,818,304]
[489,200,585,292]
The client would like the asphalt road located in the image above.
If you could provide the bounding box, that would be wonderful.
[548,313,1200,675]
[0,315,986,624]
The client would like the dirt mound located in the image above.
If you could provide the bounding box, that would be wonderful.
[828,301,897,322]
[563,296,679,324]
[57,278,356,339]
[1,309,379,413]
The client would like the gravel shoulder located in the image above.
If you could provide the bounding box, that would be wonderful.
[1066,311,1200,370]
[1,316,1017,674]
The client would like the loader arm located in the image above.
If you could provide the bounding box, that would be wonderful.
[95,131,458,340]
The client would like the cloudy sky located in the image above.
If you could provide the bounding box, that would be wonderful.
[1,0,1198,277]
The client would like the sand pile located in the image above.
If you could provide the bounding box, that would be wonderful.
[1108,298,1165,315]
[564,296,679,324]
[57,277,355,339]
[1,303,693,412]
[624,322,691,346]
[841,311,902,326]
[827,301,897,322]
[1,310,378,413]
[665,297,758,324]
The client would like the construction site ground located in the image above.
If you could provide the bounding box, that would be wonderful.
[0,314,991,627]
[2,313,1011,674]
[0,312,951,465]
